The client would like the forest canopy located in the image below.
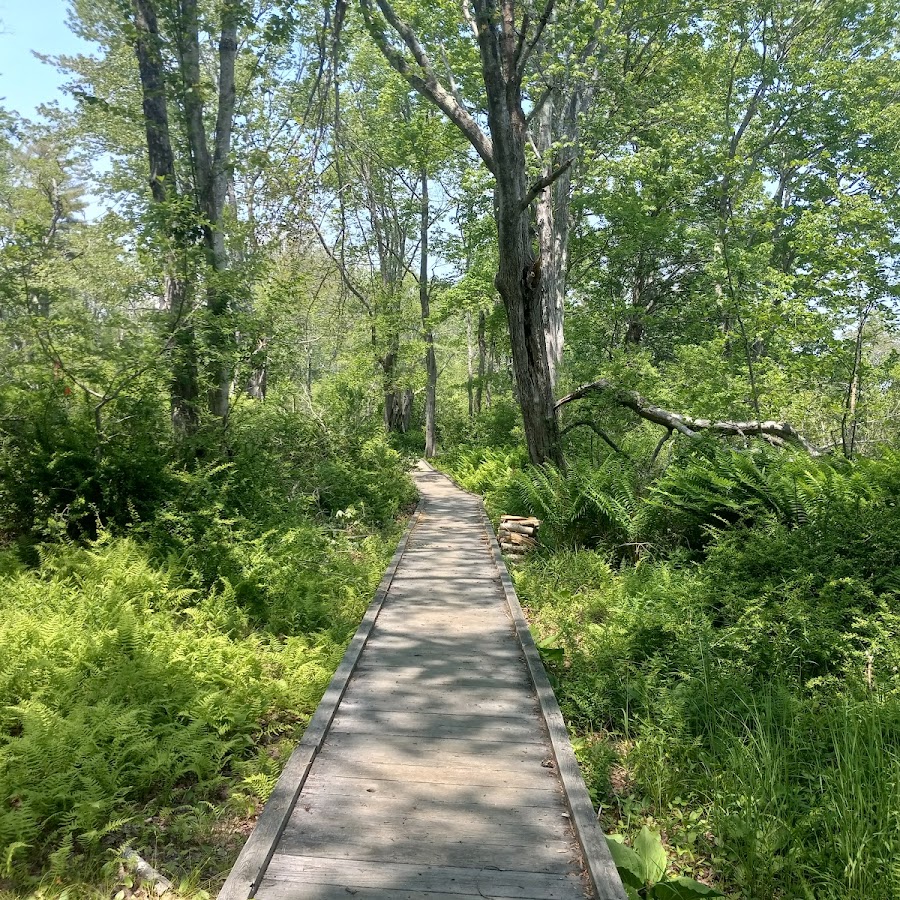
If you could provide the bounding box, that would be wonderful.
[0,0,899,897]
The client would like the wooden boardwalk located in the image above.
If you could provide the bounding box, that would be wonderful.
[219,464,625,900]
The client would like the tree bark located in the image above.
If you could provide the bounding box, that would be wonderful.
[841,303,871,460]
[476,309,486,416]
[247,338,268,400]
[466,311,475,418]
[420,168,437,458]
[131,0,199,436]
[533,92,577,389]
[175,0,236,423]
[358,0,563,466]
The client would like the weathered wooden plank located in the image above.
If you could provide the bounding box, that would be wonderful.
[255,886,500,900]
[336,691,539,716]
[259,855,588,900]
[347,667,532,692]
[286,805,572,840]
[327,707,544,742]
[310,755,559,789]
[299,774,566,809]
[362,632,518,648]
[323,729,548,760]
[275,832,579,873]
[368,615,512,632]
[289,794,578,831]
[310,752,552,786]
[352,660,527,678]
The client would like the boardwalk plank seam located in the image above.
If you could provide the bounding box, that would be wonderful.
[216,501,423,900]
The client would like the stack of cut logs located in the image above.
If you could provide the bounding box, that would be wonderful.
[497,515,540,562]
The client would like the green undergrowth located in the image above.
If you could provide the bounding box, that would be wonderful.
[441,445,900,899]
[0,403,416,898]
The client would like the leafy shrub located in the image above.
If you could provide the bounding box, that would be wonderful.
[0,530,391,878]
[508,448,900,899]
[224,403,416,527]
[501,458,647,551]
[0,387,172,541]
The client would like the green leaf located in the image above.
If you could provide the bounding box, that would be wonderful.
[536,636,565,666]
[606,835,645,888]
[634,826,668,884]
[538,645,565,665]
[652,876,725,898]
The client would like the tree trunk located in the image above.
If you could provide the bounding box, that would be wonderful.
[466,311,475,418]
[842,304,871,459]
[131,0,199,435]
[419,168,437,458]
[473,0,562,466]
[533,94,575,390]
[176,0,236,423]
[246,338,268,400]
[475,309,486,416]
[384,386,413,432]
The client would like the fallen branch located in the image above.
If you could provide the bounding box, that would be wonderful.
[556,378,824,456]
[122,849,173,896]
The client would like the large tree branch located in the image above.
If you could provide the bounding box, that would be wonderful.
[521,157,572,210]
[516,0,556,77]
[556,378,824,456]
[358,0,495,172]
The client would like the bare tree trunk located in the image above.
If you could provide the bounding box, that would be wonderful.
[246,338,268,400]
[485,336,494,408]
[384,386,414,432]
[475,309,486,416]
[534,94,574,389]
[842,304,871,459]
[176,0,236,423]
[132,0,199,436]
[419,168,437,457]
[466,312,475,418]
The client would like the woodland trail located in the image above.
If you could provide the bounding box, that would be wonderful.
[219,464,625,900]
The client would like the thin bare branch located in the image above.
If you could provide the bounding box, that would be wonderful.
[560,419,625,455]
[517,0,556,77]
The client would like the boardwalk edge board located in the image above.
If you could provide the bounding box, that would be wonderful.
[478,507,628,900]
[216,501,424,900]
[420,461,626,900]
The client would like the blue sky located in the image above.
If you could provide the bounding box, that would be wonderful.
[0,0,95,118]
